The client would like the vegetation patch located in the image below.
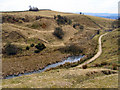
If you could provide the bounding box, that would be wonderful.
[34,50,40,53]
[58,43,83,55]
[82,64,88,69]
[2,15,30,23]
[3,31,26,43]
[3,43,22,55]
[34,42,46,53]
[29,6,39,11]
[2,49,68,78]
[54,15,72,25]
[73,23,84,31]
[26,46,30,50]
[31,22,42,29]
[30,43,34,47]
[53,27,64,39]
[29,20,49,29]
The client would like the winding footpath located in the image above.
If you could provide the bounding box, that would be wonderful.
[77,33,108,67]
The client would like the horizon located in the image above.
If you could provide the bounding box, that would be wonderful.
[0,0,119,13]
[0,10,118,14]
[0,9,118,15]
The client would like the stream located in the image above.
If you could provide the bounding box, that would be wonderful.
[4,55,84,79]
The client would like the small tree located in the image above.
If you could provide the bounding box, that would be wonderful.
[97,30,100,34]
[35,42,46,51]
[29,5,39,11]
[29,5,32,10]
[82,64,87,69]
[34,50,40,53]
[80,12,82,14]
[30,43,34,47]
[26,46,30,50]
[53,27,64,39]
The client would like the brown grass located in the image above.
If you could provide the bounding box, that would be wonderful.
[2,48,68,78]
[2,10,115,78]
[89,29,119,69]
[2,68,118,88]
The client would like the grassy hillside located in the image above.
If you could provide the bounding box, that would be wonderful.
[2,10,117,86]
[2,68,118,88]
[86,15,114,29]
[88,28,119,69]
[1,11,90,76]
[2,10,75,18]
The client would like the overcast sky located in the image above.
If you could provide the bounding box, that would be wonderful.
[0,0,119,13]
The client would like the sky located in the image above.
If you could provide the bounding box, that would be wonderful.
[0,0,119,13]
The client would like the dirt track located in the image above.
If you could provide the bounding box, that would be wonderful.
[77,33,108,67]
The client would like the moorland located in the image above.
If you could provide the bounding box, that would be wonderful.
[1,10,119,88]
